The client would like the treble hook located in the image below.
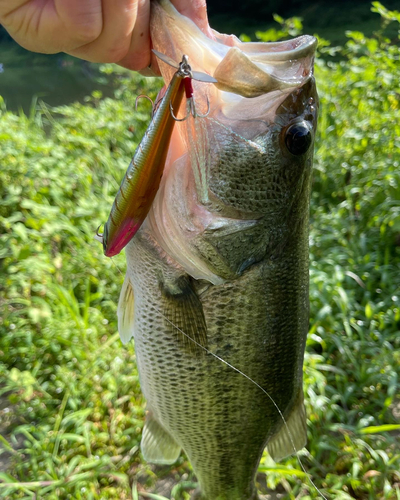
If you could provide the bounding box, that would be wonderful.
[135,94,155,117]
[94,225,104,243]
[153,96,163,114]
[170,100,190,121]
[170,95,211,122]
[190,95,211,118]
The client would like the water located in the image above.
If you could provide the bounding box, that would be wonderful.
[0,43,114,113]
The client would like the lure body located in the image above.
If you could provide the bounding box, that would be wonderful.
[102,63,187,257]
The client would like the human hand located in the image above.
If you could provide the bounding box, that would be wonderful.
[0,0,209,72]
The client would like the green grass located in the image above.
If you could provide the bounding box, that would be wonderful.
[1,2,400,499]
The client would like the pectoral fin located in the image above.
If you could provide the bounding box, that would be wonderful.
[161,276,207,356]
[117,275,135,344]
[266,390,307,462]
[141,412,181,465]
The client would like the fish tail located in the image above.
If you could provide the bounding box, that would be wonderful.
[190,486,260,500]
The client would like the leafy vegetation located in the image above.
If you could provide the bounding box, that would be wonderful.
[0,2,399,499]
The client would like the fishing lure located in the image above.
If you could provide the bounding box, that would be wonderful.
[97,52,216,257]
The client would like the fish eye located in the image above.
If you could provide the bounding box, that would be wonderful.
[284,121,312,156]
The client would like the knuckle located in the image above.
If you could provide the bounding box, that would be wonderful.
[72,22,102,45]
[65,7,104,45]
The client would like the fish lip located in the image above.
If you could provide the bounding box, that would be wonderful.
[212,33,318,61]
[211,34,317,98]
[258,35,318,61]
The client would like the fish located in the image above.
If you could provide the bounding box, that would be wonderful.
[117,1,318,498]
[99,54,216,257]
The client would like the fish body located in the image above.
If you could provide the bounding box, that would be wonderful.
[118,1,318,499]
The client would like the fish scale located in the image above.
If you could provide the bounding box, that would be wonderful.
[125,216,309,499]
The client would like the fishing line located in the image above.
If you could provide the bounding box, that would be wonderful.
[108,258,327,499]
[110,257,124,277]
[159,313,328,500]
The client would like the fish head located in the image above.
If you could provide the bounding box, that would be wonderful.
[201,75,319,223]
[148,0,318,282]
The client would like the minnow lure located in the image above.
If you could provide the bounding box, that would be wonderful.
[97,52,217,257]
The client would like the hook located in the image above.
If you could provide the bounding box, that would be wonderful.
[170,100,191,122]
[153,96,163,114]
[170,96,210,121]
[191,95,211,118]
[135,94,155,117]
[94,225,104,243]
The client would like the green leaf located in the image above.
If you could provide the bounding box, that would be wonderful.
[359,425,400,435]
[139,493,170,500]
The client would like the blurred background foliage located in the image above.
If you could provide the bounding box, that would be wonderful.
[0,1,400,499]
[1,0,400,113]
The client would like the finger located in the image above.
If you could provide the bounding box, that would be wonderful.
[139,0,212,76]
[68,0,139,64]
[0,0,104,53]
[55,0,104,49]
[117,0,152,71]
[0,0,36,17]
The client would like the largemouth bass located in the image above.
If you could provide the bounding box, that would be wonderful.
[118,1,318,498]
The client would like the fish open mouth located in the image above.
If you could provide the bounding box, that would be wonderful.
[231,34,318,61]
[211,35,317,97]
[151,0,318,98]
